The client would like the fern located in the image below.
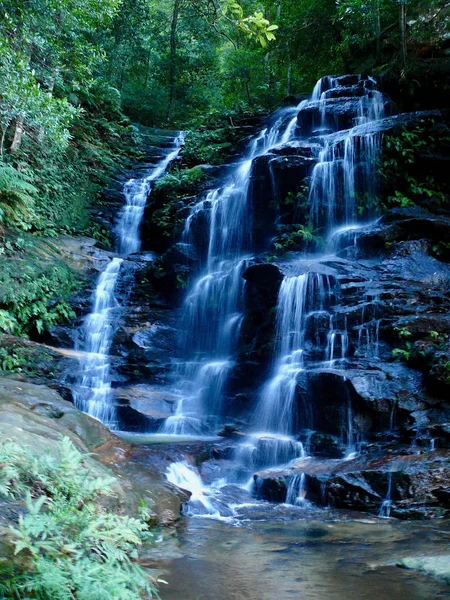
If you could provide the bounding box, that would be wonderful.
[0,437,162,599]
[0,162,38,230]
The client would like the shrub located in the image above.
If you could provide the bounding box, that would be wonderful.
[0,437,163,600]
[0,240,81,335]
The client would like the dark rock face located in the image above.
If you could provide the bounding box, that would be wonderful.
[255,451,450,519]
[47,81,450,520]
[247,155,278,251]
[224,262,284,410]
[297,97,369,135]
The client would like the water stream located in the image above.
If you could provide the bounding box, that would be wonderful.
[164,75,392,514]
[145,516,450,600]
[72,133,184,427]
[66,81,450,597]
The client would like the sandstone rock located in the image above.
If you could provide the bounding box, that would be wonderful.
[0,378,187,527]
[397,555,450,583]
[255,450,450,518]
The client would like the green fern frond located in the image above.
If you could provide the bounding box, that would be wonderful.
[0,437,162,599]
[0,162,38,229]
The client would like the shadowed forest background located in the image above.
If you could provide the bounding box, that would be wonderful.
[0,0,448,238]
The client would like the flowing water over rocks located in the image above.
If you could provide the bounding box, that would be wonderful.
[68,77,450,536]
[153,77,449,525]
[71,133,184,427]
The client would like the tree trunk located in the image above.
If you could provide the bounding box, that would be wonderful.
[277,1,282,20]
[245,77,251,104]
[0,121,10,156]
[399,1,407,68]
[10,115,23,152]
[143,48,152,89]
[167,0,181,121]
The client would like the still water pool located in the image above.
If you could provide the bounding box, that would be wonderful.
[143,507,450,600]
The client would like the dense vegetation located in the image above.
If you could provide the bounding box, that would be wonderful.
[0,2,449,597]
[0,0,447,238]
[0,437,161,599]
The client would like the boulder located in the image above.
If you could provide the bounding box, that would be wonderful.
[113,384,177,432]
[0,377,188,526]
[247,155,278,250]
[297,97,371,135]
[397,555,450,583]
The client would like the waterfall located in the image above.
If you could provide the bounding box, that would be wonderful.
[255,274,308,435]
[158,76,392,514]
[71,258,123,424]
[72,133,184,427]
[379,472,393,518]
[252,76,387,443]
[161,109,300,435]
[286,473,307,505]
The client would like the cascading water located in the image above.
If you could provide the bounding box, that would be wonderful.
[72,133,184,427]
[255,274,308,435]
[164,75,392,515]
[161,109,301,435]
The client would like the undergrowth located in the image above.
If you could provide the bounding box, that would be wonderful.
[0,235,82,336]
[0,437,162,600]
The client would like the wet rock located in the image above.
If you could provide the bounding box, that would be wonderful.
[227,263,284,402]
[154,242,199,300]
[217,424,241,438]
[297,98,362,134]
[304,431,346,459]
[242,262,284,288]
[397,555,450,583]
[113,384,177,431]
[358,209,450,254]
[270,141,320,157]
[255,450,450,517]
[297,368,395,439]
[248,155,278,250]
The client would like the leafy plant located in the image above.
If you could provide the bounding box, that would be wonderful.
[378,119,450,213]
[392,348,411,362]
[0,437,163,600]
[0,162,39,230]
[394,326,412,340]
[273,224,322,253]
[0,251,81,335]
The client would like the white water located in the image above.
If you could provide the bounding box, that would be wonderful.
[286,472,307,505]
[73,133,184,427]
[142,77,388,515]
[162,108,302,435]
[379,472,393,518]
[166,461,239,519]
[162,76,392,514]
[255,274,308,435]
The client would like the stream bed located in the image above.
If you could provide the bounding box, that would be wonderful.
[145,513,450,599]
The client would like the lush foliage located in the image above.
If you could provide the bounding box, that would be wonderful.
[0,0,447,238]
[0,436,161,600]
[378,118,450,213]
[0,236,81,336]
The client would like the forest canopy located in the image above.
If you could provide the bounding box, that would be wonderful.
[0,0,448,233]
